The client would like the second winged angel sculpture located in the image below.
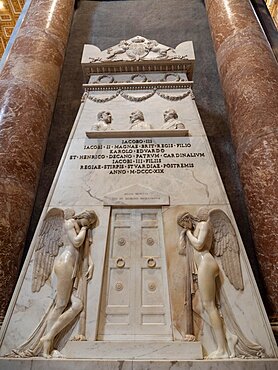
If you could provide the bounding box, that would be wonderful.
[8,208,98,358]
[178,208,265,359]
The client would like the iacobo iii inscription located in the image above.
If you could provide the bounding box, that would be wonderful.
[73,139,201,175]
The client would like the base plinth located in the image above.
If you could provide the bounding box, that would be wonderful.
[0,358,277,370]
[62,340,203,360]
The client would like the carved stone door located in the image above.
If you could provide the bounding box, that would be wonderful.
[98,208,172,340]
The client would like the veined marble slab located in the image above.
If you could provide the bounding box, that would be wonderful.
[62,340,203,360]
[0,358,277,370]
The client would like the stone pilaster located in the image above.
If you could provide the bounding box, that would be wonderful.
[0,0,75,323]
[205,0,278,322]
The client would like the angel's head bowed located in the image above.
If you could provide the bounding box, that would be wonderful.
[177,207,210,230]
[73,210,98,229]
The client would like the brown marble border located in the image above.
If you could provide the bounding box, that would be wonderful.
[205,0,278,325]
[0,0,75,324]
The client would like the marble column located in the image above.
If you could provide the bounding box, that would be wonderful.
[0,0,75,323]
[205,0,278,322]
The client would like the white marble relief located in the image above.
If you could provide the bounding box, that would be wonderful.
[1,37,277,363]
[129,110,153,130]
[4,209,98,358]
[161,109,186,130]
[91,111,113,131]
[177,208,265,359]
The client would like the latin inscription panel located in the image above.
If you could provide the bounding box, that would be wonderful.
[50,136,227,206]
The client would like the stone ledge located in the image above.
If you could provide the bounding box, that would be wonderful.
[0,358,277,370]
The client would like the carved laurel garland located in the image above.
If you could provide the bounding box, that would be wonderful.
[157,90,191,101]
[87,90,121,103]
[120,90,156,102]
[85,88,192,103]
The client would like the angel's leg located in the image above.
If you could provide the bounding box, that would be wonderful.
[46,264,73,331]
[198,256,228,359]
[41,294,83,352]
[41,261,74,357]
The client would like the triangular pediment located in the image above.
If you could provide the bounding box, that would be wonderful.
[103,184,169,206]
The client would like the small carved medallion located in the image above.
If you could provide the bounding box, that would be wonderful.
[148,281,156,292]
[115,281,124,291]
[146,237,155,246]
[118,238,126,246]
[130,74,147,83]
[163,73,180,82]
[97,75,114,83]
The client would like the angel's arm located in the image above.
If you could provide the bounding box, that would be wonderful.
[66,220,88,248]
[186,222,209,251]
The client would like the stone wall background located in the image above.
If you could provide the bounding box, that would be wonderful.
[24,0,265,303]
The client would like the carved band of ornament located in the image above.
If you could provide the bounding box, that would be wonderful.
[84,63,190,76]
[83,81,193,91]
[85,88,192,103]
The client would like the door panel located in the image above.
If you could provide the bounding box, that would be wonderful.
[98,208,172,340]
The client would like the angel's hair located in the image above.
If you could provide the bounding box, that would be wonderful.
[177,212,199,228]
[74,210,98,227]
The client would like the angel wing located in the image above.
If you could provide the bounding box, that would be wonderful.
[209,209,244,290]
[31,208,65,293]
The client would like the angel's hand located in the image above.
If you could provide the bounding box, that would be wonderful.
[85,264,94,280]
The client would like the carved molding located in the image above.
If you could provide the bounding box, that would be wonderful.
[85,88,192,103]
[81,38,195,79]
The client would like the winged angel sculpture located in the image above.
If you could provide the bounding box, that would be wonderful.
[8,208,98,358]
[178,208,265,359]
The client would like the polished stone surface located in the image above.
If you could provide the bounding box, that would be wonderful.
[0,0,75,323]
[205,0,278,320]
[0,358,277,370]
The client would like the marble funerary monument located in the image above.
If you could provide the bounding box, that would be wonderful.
[0,37,277,365]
